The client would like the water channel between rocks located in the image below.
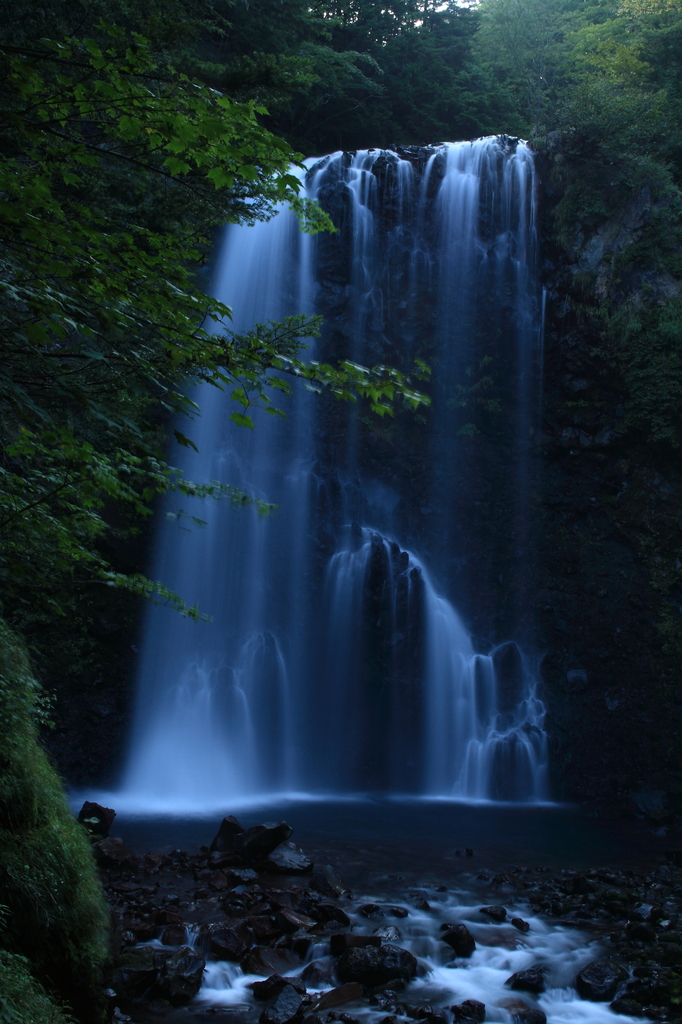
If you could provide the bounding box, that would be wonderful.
[102,800,677,1024]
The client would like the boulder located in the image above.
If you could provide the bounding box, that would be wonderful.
[242,946,301,977]
[336,944,418,988]
[240,822,294,863]
[511,918,530,933]
[506,966,547,993]
[78,801,116,838]
[113,945,167,999]
[248,914,281,944]
[210,925,250,961]
[576,960,629,1001]
[128,919,158,942]
[209,849,244,868]
[259,841,314,875]
[93,836,138,869]
[451,999,485,1022]
[275,908,317,933]
[210,815,245,854]
[251,975,306,1000]
[441,924,476,958]
[373,925,402,942]
[311,903,351,927]
[359,903,384,919]
[611,998,645,1016]
[259,983,302,1024]
[301,957,337,988]
[156,946,205,1005]
[310,865,345,898]
[315,983,364,1010]
[330,934,382,955]
[626,921,656,943]
[480,905,507,922]
[160,923,187,946]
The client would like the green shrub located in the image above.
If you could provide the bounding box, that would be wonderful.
[0,949,74,1024]
[0,621,108,1023]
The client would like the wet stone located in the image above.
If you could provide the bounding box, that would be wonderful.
[511,1010,547,1024]
[627,921,657,942]
[301,958,338,988]
[611,997,646,1016]
[251,975,307,1001]
[359,903,384,919]
[310,866,345,898]
[576,959,629,1001]
[209,925,249,961]
[315,983,364,1010]
[336,943,417,988]
[241,945,300,977]
[330,934,382,955]
[441,924,476,958]
[450,1000,485,1022]
[506,966,547,993]
[160,923,187,946]
[480,905,507,922]
[240,822,294,863]
[156,946,205,1005]
[93,836,139,869]
[259,983,303,1024]
[260,841,314,875]
[312,903,351,927]
[276,908,317,933]
[210,815,246,854]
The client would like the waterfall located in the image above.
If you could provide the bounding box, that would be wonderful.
[118,138,549,811]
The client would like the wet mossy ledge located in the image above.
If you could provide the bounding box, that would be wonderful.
[0,619,109,1023]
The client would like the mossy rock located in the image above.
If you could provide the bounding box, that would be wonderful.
[0,620,109,1022]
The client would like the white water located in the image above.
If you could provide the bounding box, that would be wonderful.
[194,886,644,1024]
[115,138,549,812]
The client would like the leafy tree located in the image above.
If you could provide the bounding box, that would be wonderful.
[0,21,428,621]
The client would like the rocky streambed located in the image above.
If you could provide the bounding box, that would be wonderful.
[89,809,682,1024]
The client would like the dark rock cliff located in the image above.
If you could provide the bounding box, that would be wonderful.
[534,134,682,819]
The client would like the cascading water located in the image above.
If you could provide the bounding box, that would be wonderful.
[118,138,549,811]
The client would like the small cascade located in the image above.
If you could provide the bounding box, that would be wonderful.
[118,138,550,811]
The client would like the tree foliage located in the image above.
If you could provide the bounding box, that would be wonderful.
[0,18,428,620]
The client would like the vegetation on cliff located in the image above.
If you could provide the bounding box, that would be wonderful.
[0,619,109,1021]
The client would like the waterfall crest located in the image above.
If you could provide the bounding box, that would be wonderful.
[118,138,549,811]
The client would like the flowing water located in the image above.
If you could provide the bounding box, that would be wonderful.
[117,138,548,812]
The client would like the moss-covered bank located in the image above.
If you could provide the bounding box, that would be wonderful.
[0,620,109,1023]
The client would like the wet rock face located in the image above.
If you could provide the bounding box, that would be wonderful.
[336,943,418,987]
[537,138,682,809]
